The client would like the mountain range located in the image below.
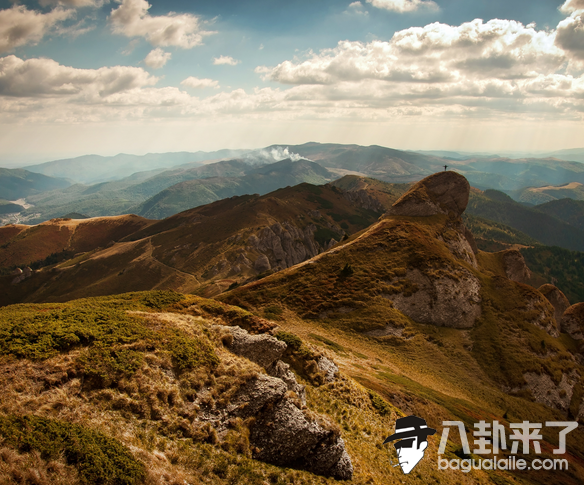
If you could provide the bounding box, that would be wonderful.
[1,171,583,484]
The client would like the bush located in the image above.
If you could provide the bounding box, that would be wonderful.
[0,415,145,485]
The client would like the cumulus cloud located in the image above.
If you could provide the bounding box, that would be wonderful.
[181,76,219,89]
[261,19,565,86]
[556,13,584,60]
[39,0,107,8]
[109,0,214,48]
[213,55,240,66]
[560,0,584,14]
[366,0,438,13]
[0,55,158,98]
[346,1,368,15]
[0,5,74,53]
[144,48,171,69]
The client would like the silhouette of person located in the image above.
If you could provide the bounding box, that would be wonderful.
[383,415,436,474]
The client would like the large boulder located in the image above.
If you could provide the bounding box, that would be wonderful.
[388,171,470,218]
[222,326,286,368]
[539,284,570,325]
[501,249,531,283]
[561,303,584,340]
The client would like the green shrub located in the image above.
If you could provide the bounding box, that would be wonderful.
[368,390,393,416]
[0,415,145,485]
[139,290,185,310]
[79,344,144,387]
[166,329,219,372]
[275,331,302,351]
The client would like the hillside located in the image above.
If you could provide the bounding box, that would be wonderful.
[3,171,584,483]
[534,199,584,230]
[511,182,584,205]
[0,182,387,306]
[217,172,584,485]
[0,167,70,201]
[466,190,584,251]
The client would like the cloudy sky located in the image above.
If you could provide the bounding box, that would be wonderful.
[1,0,583,163]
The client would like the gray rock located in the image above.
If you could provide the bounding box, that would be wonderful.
[229,374,288,417]
[267,360,306,404]
[502,249,531,283]
[382,268,481,328]
[254,254,271,273]
[561,303,584,340]
[250,399,351,479]
[224,326,287,368]
[389,172,470,217]
[317,356,339,383]
[539,284,570,326]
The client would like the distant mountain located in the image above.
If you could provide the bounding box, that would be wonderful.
[543,148,584,163]
[15,159,256,224]
[132,159,336,219]
[23,149,249,184]
[466,189,584,251]
[0,167,70,200]
[510,182,584,205]
[0,200,24,215]
[534,198,584,230]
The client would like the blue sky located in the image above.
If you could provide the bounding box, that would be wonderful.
[0,0,583,163]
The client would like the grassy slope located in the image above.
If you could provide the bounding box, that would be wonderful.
[219,213,584,485]
[0,184,384,306]
[0,215,155,270]
[0,290,495,485]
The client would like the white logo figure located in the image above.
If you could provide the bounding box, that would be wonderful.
[383,415,436,474]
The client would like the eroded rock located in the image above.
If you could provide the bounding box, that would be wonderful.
[382,268,481,328]
[539,284,570,325]
[223,326,286,368]
[502,249,531,283]
[388,171,470,218]
[561,303,584,340]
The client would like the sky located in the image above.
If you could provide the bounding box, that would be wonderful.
[1,0,584,164]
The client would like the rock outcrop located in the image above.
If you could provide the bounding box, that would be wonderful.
[388,171,470,217]
[561,303,584,340]
[501,249,531,283]
[539,284,570,325]
[249,222,321,272]
[215,325,352,479]
[383,268,481,328]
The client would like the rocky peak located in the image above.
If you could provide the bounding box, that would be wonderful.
[561,303,584,340]
[388,171,470,218]
[538,284,570,325]
[501,249,531,283]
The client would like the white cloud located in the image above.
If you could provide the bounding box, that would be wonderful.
[0,55,158,98]
[213,55,240,66]
[39,0,107,8]
[366,0,438,13]
[346,1,368,15]
[181,76,219,89]
[0,5,74,53]
[261,19,565,86]
[560,0,584,14]
[109,0,214,48]
[144,48,171,69]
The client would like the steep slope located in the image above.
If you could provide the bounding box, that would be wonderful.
[0,167,70,200]
[217,172,584,484]
[0,183,385,306]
